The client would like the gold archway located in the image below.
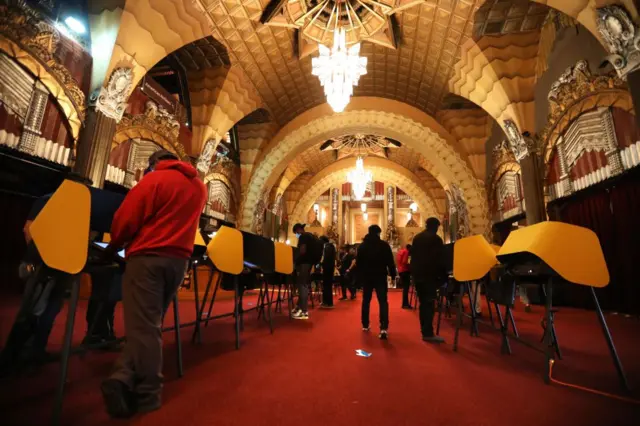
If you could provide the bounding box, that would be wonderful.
[113,113,188,159]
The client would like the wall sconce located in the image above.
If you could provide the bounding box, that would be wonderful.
[285,239,290,245]
[363,212,369,221]
[409,202,418,213]
[361,203,367,212]
[313,203,320,213]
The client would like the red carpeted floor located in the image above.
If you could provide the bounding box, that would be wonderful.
[1,290,640,426]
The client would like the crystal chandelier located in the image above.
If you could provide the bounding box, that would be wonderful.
[348,156,373,201]
[311,27,367,113]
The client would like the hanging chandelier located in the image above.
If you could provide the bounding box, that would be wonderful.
[347,156,372,201]
[311,27,368,113]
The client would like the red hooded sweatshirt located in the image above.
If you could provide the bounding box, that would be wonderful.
[110,160,207,260]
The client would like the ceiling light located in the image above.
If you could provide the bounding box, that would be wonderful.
[410,202,418,212]
[347,156,372,201]
[311,28,367,113]
[363,212,368,221]
[64,17,86,34]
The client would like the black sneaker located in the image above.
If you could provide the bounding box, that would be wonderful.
[101,378,135,418]
[379,330,388,340]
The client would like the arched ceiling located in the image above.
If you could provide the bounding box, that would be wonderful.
[273,141,447,215]
[287,157,441,227]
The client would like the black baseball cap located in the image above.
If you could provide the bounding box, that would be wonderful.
[293,223,306,233]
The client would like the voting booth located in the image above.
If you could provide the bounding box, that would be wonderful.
[450,222,628,390]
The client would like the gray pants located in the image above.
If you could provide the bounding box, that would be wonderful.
[295,263,312,312]
[110,256,187,405]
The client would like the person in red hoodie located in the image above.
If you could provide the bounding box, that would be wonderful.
[397,244,412,309]
[100,150,206,418]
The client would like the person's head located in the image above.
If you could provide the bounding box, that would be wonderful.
[319,235,329,243]
[146,150,179,174]
[368,224,382,238]
[426,217,440,233]
[406,244,412,251]
[293,223,305,238]
[348,245,356,255]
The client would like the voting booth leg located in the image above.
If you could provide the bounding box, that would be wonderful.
[52,275,80,426]
[172,295,184,378]
[495,304,512,355]
[506,307,519,338]
[453,289,464,352]
[191,264,202,344]
[436,290,445,336]
[208,271,222,327]
[467,282,479,337]
[542,278,555,384]
[234,277,241,350]
[590,287,630,392]
[485,295,495,328]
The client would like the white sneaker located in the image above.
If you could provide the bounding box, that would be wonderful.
[292,311,309,320]
[362,326,370,332]
[291,308,300,315]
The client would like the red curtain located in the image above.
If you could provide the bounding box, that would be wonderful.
[552,171,640,314]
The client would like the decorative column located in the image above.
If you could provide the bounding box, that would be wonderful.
[597,5,640,129]
[326,188,340,242]
[74,68,133,188]
[504,120,546,225]
[556,136,572,197]
[385,185,398,248]
[17,81,48,155]
[602,109,624,175]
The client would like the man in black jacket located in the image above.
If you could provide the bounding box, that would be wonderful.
[411,217,446,343]
[292,223,320,320]
[357,225,396,339]
[318,236,336,308]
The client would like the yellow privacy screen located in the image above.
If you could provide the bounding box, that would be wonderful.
[453,235,498,282]
[30,180,91,274]
[207,226,243,275]
[274,242,294,274]
[497,221,609,288]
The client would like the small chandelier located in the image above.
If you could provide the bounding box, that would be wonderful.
[347,156,372,201]
[311,27,367,113]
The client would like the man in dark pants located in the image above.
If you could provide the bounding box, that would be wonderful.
[339,245,356,300]
[357,225,396,340]
[292,223,320,320]
[411,217,446,343]
[101,150,206,418]
[319,236,336,308]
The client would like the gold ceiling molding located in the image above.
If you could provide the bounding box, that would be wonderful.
[536,9,578,78]
[436,108,493,182]
[238,121,279,191]
[189,65,262,153]
[240,108,488,235]
[0,5,86,140]
[449,32,540,134]
[113,105,188,160]
[288,157,439,231]
[105,0,211,98]
[196,0,478,123]
[539,59,633,164]
[250,97,471,173]
[284,172,313,218]
[260,0,414,50]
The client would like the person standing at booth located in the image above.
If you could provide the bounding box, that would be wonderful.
[411,218,446,344]
[397,244,412,309]
[357,225,396,340]
[291,223,322,320]
[319,236,337,308]
[100,150,206,418]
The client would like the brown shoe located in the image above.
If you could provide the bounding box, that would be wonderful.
[101,379,135,418]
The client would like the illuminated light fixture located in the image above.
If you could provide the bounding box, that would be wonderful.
[55,22,72,38]
[313,203,320,213]
[410,202,418,213]
[311,27,367,113]
[286,239,290,245]
[64,16,86,34]
[347,156,372,201]
[363,212,369,221]
[361,203,367,212]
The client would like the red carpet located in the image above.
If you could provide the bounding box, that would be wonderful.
[1,291,640,426]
